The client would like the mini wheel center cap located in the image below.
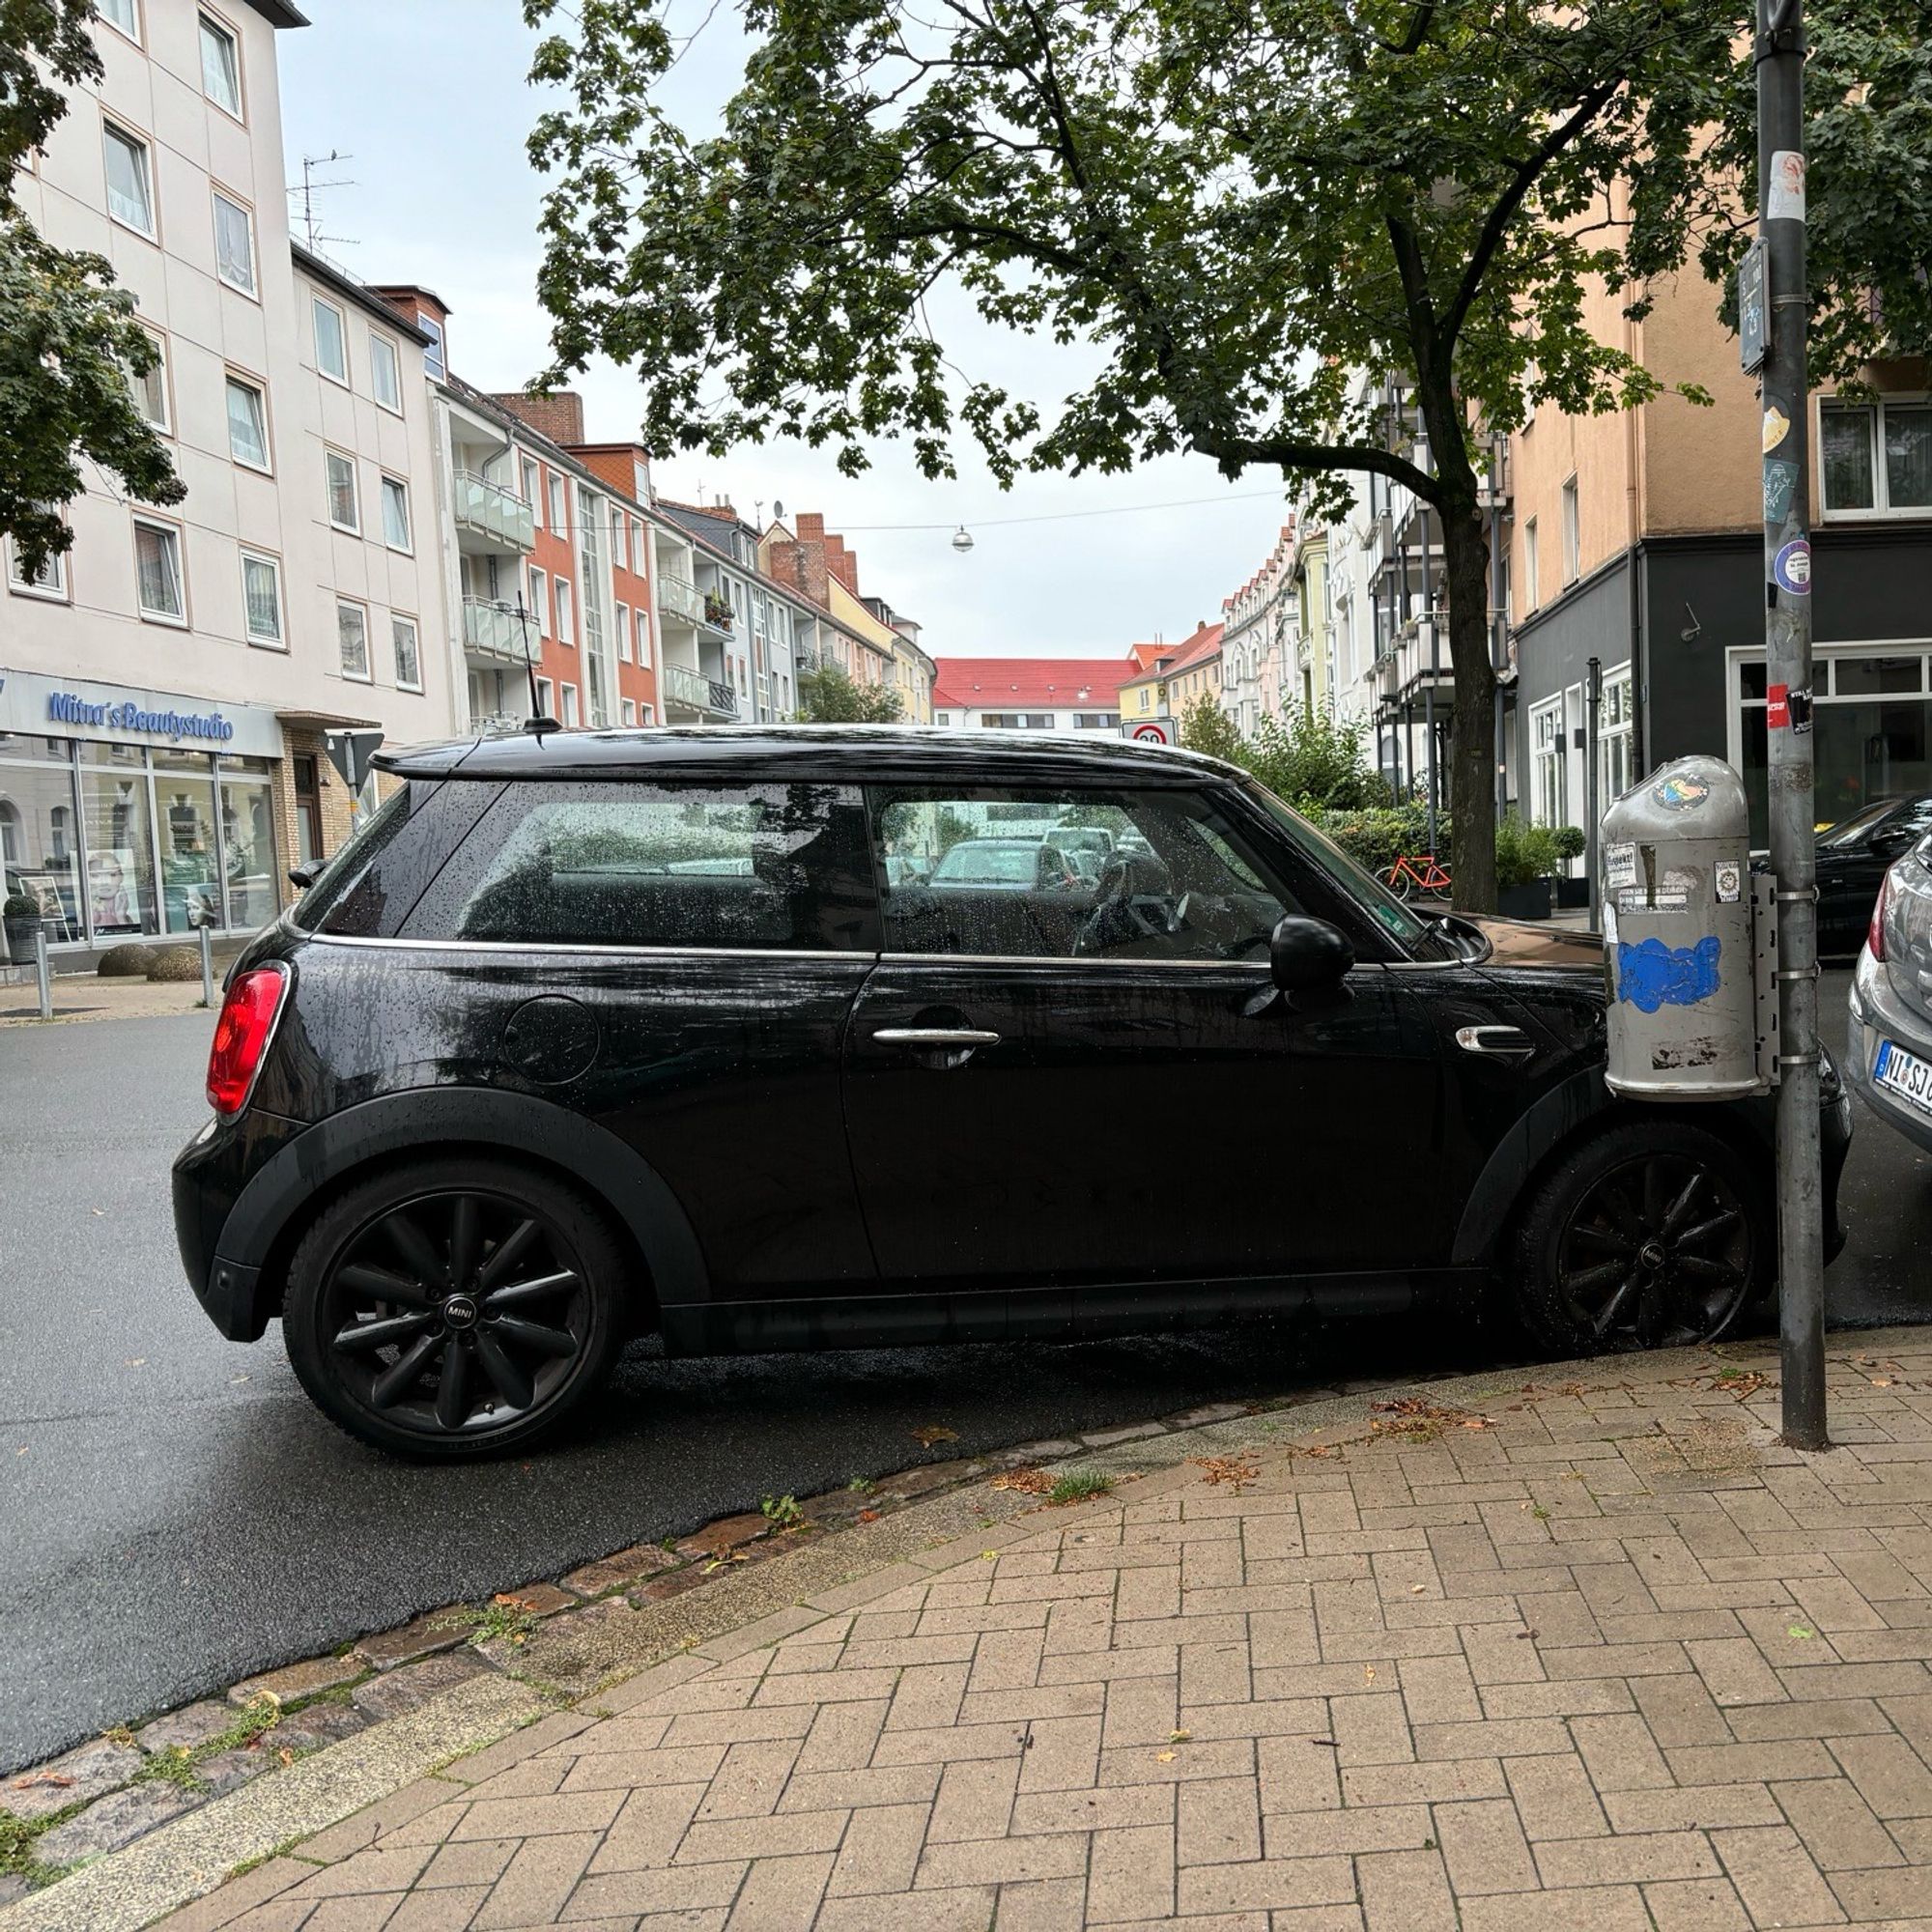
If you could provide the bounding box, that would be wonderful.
[442,1294,479,1330]
[1638,1239,1667,1271]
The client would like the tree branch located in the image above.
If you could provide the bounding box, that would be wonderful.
[1190,425,1437,501]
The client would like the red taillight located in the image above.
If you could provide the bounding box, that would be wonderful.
[207,966,289,1116]
[1868,875,1890,962]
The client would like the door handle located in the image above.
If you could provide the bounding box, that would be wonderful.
[873,1027,1002,1048]
[1455,1024,1535,1060]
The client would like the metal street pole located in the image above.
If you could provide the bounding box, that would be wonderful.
[1584,657,1602,928]
[1757,0,1828,1449]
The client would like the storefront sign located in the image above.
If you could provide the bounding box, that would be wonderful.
[0,668,284,759]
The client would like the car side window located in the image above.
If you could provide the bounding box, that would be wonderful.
[403,781,878,951]
[870,786,1296,961]
[294,780,503,939]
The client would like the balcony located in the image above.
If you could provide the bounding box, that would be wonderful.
[658,574,732,638]
[453,470,534,554]
[462,597,534,666]
[662,662,739,721]
[471,711,526,738]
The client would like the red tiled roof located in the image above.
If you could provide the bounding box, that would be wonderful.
[930,655,1140,711]
[1121,621,1224,684]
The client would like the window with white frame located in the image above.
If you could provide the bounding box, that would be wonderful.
[1522,517,1540,612]
[128,328,169,431]
[9,526,68,599]
[536,677,554,717]
[554,577,574,645]
[614,603,631,661]
[639,702,655,724]
[560,684,580,728]
[1529,696,1566,828]
[102,123,154,236]
[380,475,412,551]
[1821,400,1932,516]
[417,314,443,379]
[133,517,185,622]
[198,14,242,118]
[368,333,402,412]
[97,0,140,41]
[621,698,636,726]
[337,600,371,679]
[1561,476,1580,583]
[523,460,542,521]
[392,615,422,691]
[325,450,358,531]
[212,189,256,295]
[224,375,270,470]
[1598,666,1634,806]
[241,551,282,646]
[528,565,548,633]
[548,474,567,531]
[312,297,348,383]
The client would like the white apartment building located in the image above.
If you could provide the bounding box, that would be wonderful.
[2,0,455,960]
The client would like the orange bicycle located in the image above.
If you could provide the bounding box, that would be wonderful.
[1384,851,1452,900]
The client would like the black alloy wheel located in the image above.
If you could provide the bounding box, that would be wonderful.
[285,1158,624,1458]
[1513,1122,1765,1355]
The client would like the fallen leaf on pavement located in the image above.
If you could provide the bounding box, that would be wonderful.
[1363,1664,1377,1686]
[1788,1626,1814,1639]
[913,1425,959,1447]
[990,1467,1055,1495]
[1169,1730,1191,1744]
[1155,1750,1177,1763]
[12,1772,74,1791]
[857,1508,879,1523]
[1192,1454,1261,1492]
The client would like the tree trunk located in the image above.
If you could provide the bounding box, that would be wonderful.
[1439,501,1498,914]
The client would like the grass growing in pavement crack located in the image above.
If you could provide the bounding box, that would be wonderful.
[1047,1470,1114,1505]
[132,1693,283,1792]
[760,1494,807,1530]
[0,1806,81,1890]
[436,1598,543,1648]
[228,1833,321,1881]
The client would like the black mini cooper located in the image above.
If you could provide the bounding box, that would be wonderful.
[175,727,1852,1458]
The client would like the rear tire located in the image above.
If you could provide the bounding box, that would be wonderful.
[1510,1120,1768,1356]
[284,1155,628,1460]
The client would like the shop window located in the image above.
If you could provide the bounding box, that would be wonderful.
[198,14,242,118]
[0,753,84,943]
[1530,697,1566,828]
[133,518,185,623]
[213,190,256,297]
[369,333,402,412]
[312,298,348,384]
[79,748,157,939]
[156,750,221,933]
[1598,668,1634,807]
[219,757,279,927]
[1822,402,1932,516]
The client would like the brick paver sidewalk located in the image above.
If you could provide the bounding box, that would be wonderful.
[162,1344,1932,1931]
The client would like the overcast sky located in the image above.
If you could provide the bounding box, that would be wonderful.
[276,0,1290,661]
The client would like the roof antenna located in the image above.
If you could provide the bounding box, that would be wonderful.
[290,150,356,255]
[511,596,560,737]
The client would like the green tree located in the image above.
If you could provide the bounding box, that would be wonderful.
[526,0,1930,913]
[2,0,183,574]
[1177,696,1242,766]
[795,662,904,723]
[1245,709,1388,813]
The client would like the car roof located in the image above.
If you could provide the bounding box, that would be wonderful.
[376,724,1237,788]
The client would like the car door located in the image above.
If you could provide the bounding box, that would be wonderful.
[399,777,880,1299]
[841,780,1441,1297]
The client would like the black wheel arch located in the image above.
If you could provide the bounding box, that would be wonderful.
[217,1089,706,1339]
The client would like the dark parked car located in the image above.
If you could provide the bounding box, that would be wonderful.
[175,728,1853,1459]
[1847,829,1932,1156]
[1812,793,1932,955]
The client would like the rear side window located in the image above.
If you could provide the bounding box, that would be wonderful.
[292,780,501,938]
[403,781,879,951]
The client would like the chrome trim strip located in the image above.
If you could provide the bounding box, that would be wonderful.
[876,950,1272,972]
[873,1027,1002,1047]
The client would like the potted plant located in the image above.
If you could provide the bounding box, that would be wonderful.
[1493,813,1559,920]
[4,893,43,964]
[1552,824,1589,908]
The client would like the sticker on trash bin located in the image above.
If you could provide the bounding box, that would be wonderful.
[1617,934,1721,1012]
[1618,887,1689,915]
[1716,861,1743,904]
[1605,841,1637,890]
[1652,773,1710,811]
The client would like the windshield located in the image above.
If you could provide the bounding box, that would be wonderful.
[934,841,1036,884]
[1817,797,1901,850]
[1239,781,1453,956]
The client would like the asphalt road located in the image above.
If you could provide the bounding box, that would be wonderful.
[4,970,1928,1772]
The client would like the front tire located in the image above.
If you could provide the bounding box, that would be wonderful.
[284,1156,627,1460]
[1510,1121,1767,1355]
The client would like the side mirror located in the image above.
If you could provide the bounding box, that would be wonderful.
[1270,915,1354,992]
[1869,830,1912,861]
[287,863,320,891]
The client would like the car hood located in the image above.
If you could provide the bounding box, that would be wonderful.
[1459,914,1602,969]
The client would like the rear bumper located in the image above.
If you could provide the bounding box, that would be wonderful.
[1845,948,1932,1156]
[172,1107,304,1341]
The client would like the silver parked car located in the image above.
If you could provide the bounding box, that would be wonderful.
[1847,832,1932,1154]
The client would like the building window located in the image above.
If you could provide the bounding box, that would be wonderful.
[97,0,140,42]
[614,603,631,661]
[536,677,554,718]
[392,615,421,692]
[416,314,443,379]
[133,517,185,623]
[1599,666,1634,806]
[1821,400,1932,517]
[224,375,270,471]
[560,683,579,728]
[368,333,402,412]
[241,551,282,647]
[1561,476,1579,584]
[528,565,548,634]
[523,459,541,522]
[554,577,574,645]
[548,474,567,531]
[337,599,371,680]
[621,698,636,726]
[325,450,359,531]
[198,14,242,118]
[1522,516,1540,612]
[380,475,412,552]
[102,123,154,237]
[1530,697,1566,829]
[935,711,952,726]
[312,298,348,384]
[639,702,655,724]
[212,189,256,296]
[8,527,68,600]
[128,327,169,431]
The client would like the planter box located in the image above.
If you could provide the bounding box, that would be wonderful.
[3,917,43,964]
[1496,879,1552,921]
[1555,876,1590,910]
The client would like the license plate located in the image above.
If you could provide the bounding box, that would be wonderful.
[1874,1037,1932,1117]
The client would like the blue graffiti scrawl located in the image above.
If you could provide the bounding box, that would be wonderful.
[1617,935,1721,1012]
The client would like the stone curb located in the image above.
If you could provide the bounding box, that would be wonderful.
[4,1318,1924,1932]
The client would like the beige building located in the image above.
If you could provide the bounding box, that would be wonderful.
[2,0,456,961]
